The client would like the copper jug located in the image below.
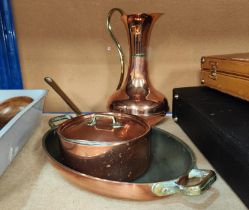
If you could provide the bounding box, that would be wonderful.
[107,8,169,126]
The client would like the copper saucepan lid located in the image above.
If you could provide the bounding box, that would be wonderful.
[55,112,150,145]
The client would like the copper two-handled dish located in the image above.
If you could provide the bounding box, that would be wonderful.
[42,127,216,200]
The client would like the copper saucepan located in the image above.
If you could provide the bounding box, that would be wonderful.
[45,77,151,181]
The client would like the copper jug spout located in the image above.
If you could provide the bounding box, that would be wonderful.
[107,8,169,126]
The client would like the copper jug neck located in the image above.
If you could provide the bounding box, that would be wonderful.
[120,13,163,100]
[121,13,162,57]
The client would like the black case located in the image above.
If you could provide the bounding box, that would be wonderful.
[172,86,249,207]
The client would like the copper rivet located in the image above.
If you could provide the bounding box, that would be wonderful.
[201,79,205,84]
[201,57,205,64]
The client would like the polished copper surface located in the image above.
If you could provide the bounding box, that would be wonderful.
[107,8,169,126]
[43,128,216,200]
[54,112,151,181]
[0,96,33,128]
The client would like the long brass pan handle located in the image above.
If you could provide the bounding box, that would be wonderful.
[152,168,216,196]
[44,77,81,115]
[107,8,125,90]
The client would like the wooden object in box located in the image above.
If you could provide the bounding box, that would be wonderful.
[201,53,249,101]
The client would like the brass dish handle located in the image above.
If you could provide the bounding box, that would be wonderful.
[107,8,125,90]
[152,168,216,196]
[49,114,73,129]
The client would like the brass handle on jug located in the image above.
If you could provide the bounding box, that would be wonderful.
[107,8,125,90]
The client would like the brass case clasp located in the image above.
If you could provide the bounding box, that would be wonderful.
[209,62,218,80]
